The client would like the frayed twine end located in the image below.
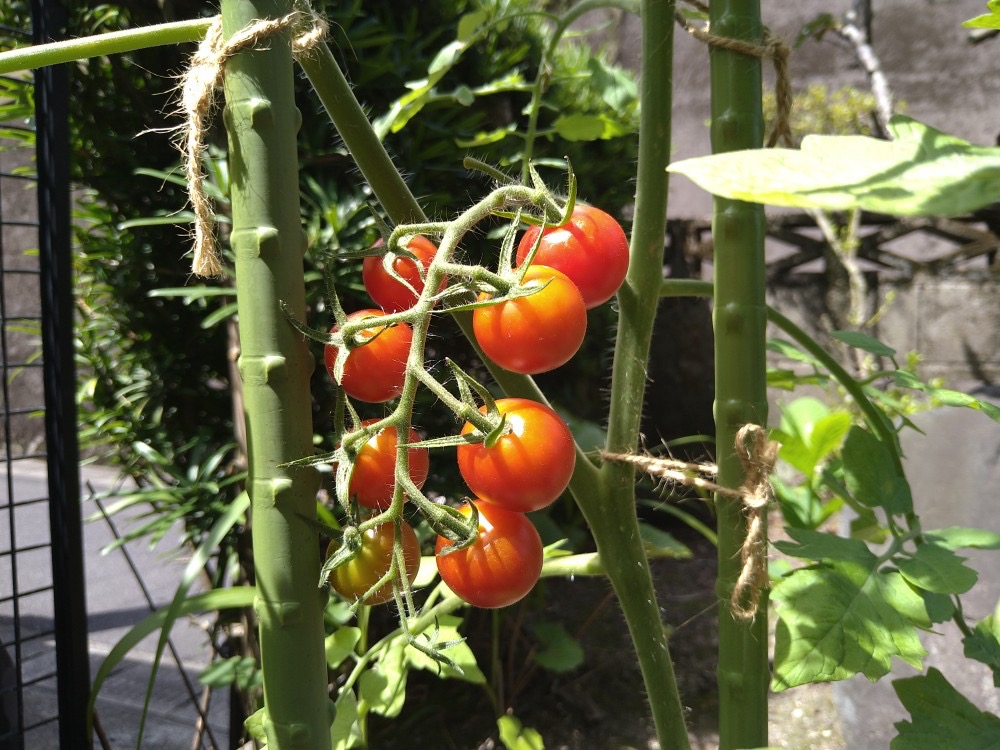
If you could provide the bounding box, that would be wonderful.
[600,423,779,622]
[174,9,328,278]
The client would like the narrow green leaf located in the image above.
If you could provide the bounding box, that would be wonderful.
[897,543,977,595]
[891,667,1000,749]
[552,113,629,142]
[668,115,1000,217]
[830,330,897,357]
[456,9,488,42]
[894,371,1000,423]
[772,561,927,691]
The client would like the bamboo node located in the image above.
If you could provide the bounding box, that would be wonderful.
[174,7,328,278]
[677,0,794,148]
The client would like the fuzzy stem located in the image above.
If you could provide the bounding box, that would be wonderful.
[0,17,213,75]
[593,1,691,748]
[220,1,331,747]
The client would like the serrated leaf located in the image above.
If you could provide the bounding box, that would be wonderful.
[325,627,362,669]
[772,561,926,691]
[964,615,1000,687]
[532,621,584,673]
[456,125,516,149]
[669,115,1000,217]
[198,656,259,690]
[841,426,912,515]
[586,56,637,111]
[891,668,1000,749]
[773,527,876,565]
[767,337,823,365]
[925,527,1000,551]
[497,715,545,750]
[897,543,977,595]
[831,330,897,357]
[894,371,1000,423]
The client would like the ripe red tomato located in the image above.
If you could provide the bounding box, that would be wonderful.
[328,521,421,605]
[324,309,412,403]
[363,235,446,313]
[435,499,543,609]
[515,204,629,309]
[472,265,586,375]
[348,419,429,510]
[457,398,575,513]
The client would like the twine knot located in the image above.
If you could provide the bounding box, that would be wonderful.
[175,8,327,277]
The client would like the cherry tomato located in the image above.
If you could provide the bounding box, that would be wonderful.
[472,265,586,375]
[457,398,575,513]
[328,521,421,605]
[435,500,543,609]
[324,309,412,403]
[348,419,429,510]
[363,236,446,313]
[516,204,629,309]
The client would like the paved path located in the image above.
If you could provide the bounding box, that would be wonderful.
[1,460,231,749]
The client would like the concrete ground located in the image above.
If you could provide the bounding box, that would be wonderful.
[0,459,230,750]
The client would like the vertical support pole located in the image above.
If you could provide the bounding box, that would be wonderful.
[709,2,770,749]
[32,0,92,746]
[220,1,333,747]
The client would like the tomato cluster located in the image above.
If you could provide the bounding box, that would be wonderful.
[318,203,626,610]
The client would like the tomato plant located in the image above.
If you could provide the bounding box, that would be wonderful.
[324,309,413,403]
[457,397,576,513]
[348,419,429,510]
[435,499,543,609]
[515,204,629,309]
[328,521,421,605]
[362,235,445,313]
[472,265,587,375]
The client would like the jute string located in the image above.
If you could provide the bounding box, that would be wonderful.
[601,423,778,621]
[175,8,327,277]
[677,0,793,148]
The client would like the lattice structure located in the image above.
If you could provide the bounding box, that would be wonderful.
[0,2,89,747]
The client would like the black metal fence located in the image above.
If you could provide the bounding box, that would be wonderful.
[0,0,90,747]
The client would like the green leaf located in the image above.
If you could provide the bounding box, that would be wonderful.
[586,57,637,111]
[925,527,1000,551]
[325,627,362,669]
[359,638,408,717]
[245,707,267,743]
[772,560,927,691]
[773,527,876,565]
[891,667,1000,749]
[552,113,630,142]
[668,116,1000,217]
[897,543,977,595]
[841,426,912,515]
[497,715,545,750]
[532,621,584,673]
[456,9,488,41]
[331,688,362,750]
[963,0,1000,29]
[407,615,486,684]
[776,397,852,478]
[638,521,692,558]
[963,615,1000,687]
[894,370,1000,423]
[198,656,260,690]
[456,125,516,149]
[831,330,897,358]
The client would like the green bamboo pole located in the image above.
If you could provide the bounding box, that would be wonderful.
[221,1,332,747]
[707,0,770,747]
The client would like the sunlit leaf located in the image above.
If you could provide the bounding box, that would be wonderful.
[891,668,1000,749]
